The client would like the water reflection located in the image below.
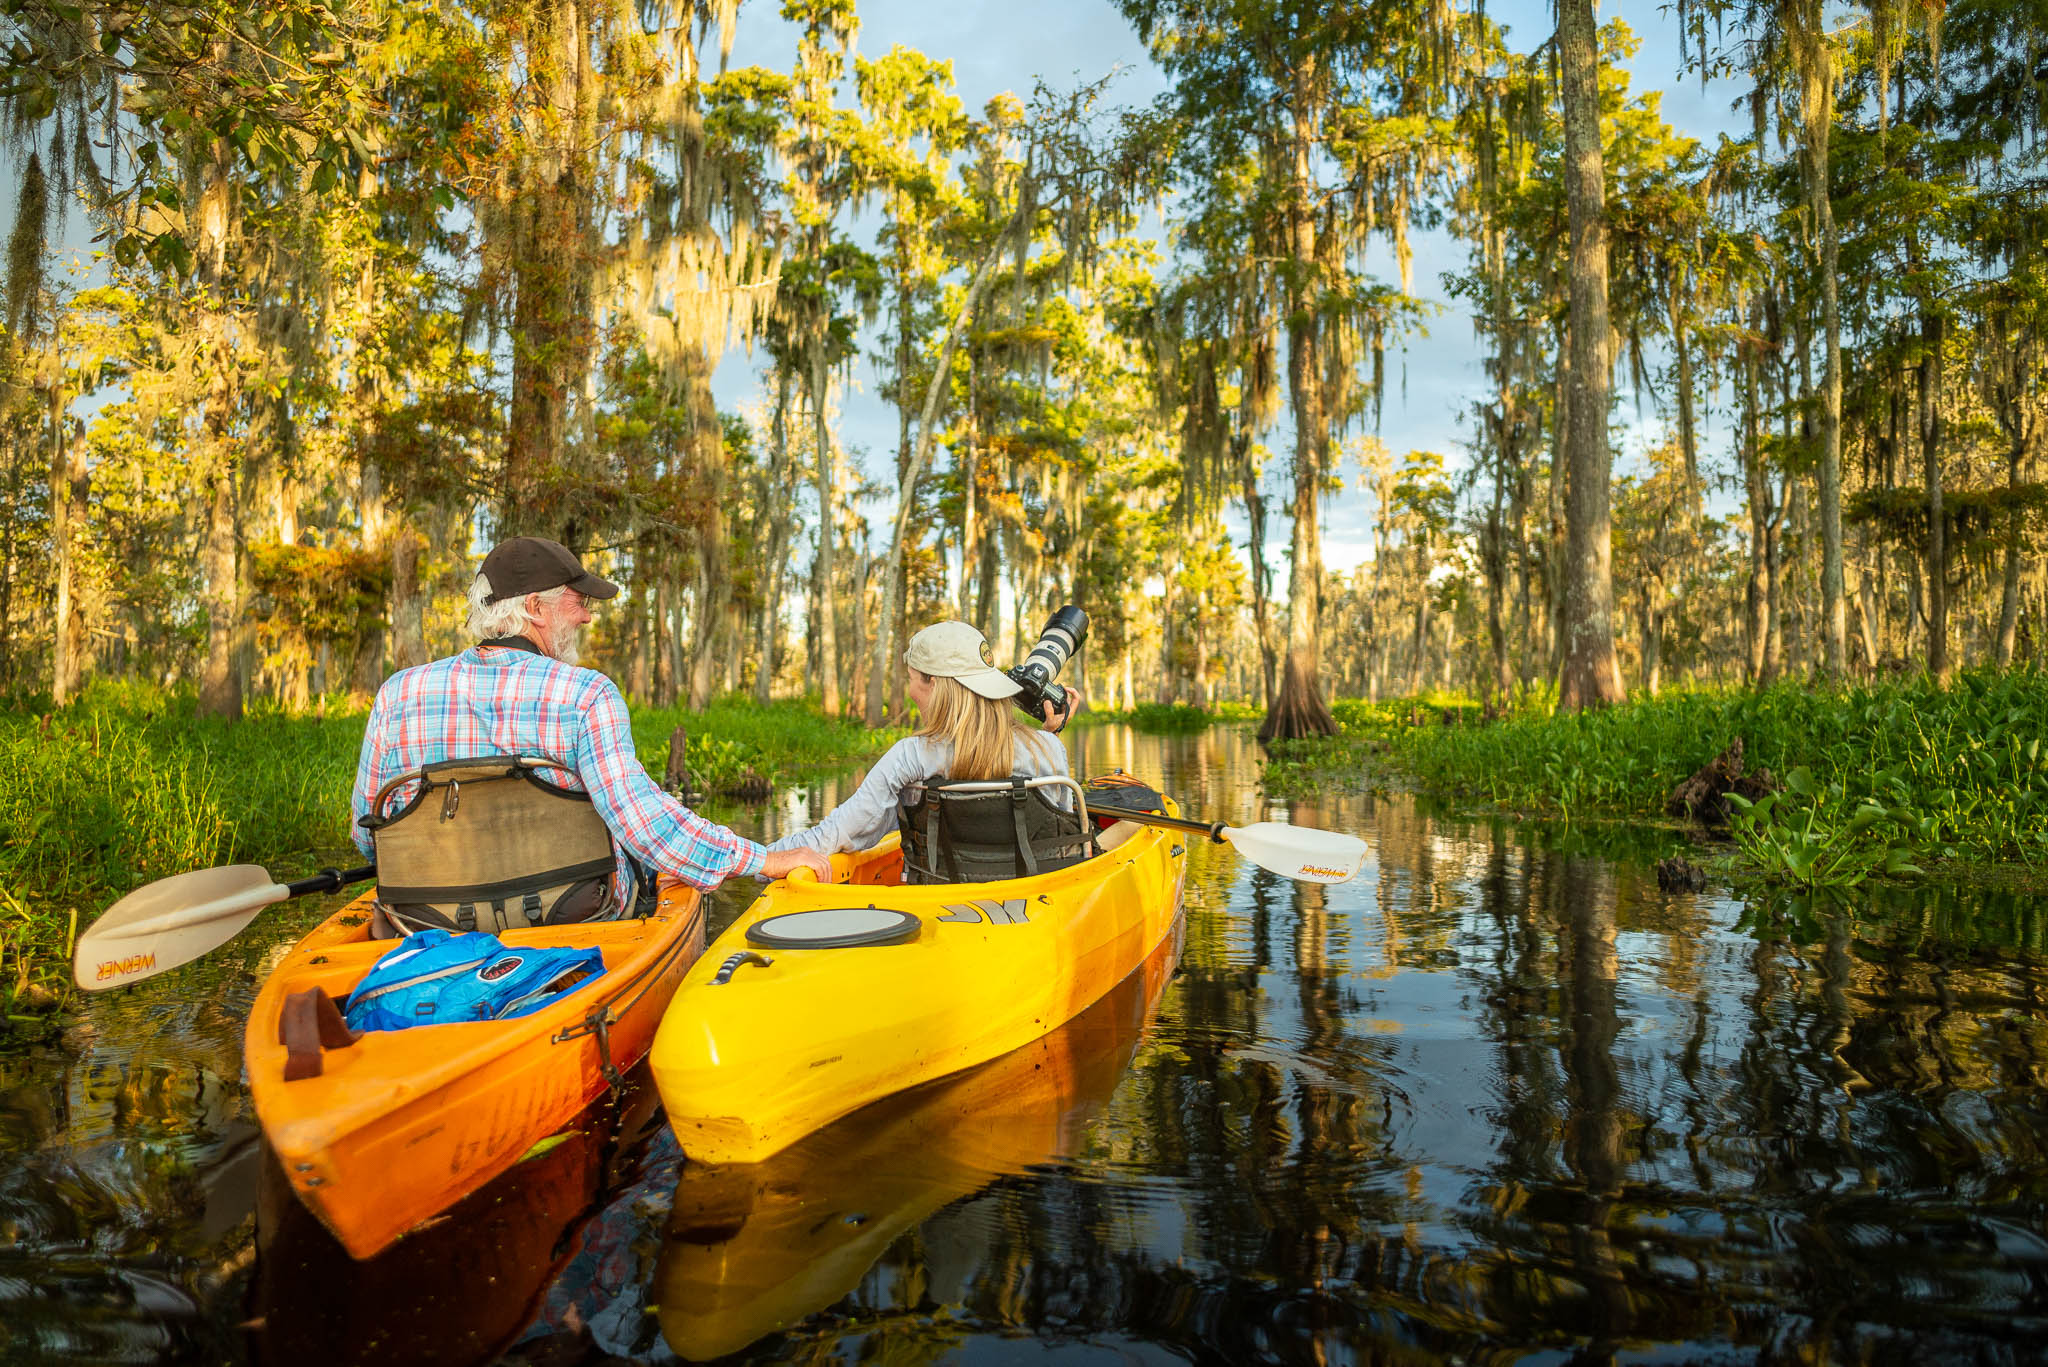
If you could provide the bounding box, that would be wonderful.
[2,724,2046,1363]
[248,1070,665,1367]
[655,921,1180,1361]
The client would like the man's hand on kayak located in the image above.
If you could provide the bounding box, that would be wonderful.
[761,847,834,882]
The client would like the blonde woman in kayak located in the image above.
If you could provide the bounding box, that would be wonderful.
[765,620,1076,859]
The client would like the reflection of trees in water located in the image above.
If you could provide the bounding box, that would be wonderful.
[667,736,2048,1362]
[980,791,2048,1360]
[1447,834,2048,1357]
[711,772,2045,1362]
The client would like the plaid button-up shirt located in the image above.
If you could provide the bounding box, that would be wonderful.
[350,644,765,894]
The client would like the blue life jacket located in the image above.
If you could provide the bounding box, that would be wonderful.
[342,928,606,1033]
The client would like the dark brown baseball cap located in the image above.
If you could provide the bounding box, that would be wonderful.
[480,537,620,604]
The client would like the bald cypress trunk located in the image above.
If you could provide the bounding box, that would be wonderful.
[687,353,730,711]
[1260,56,1338,742]
[811,345,840,714]
[1920,311,1948,680]
[755,366,797,705]
[503,0,593,539]
[1555,0,1624,710]
[50,418,86,705]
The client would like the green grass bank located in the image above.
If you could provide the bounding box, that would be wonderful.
[1268,670,2048,887]
[0,682,897,1030]
[1073,700,1262,732]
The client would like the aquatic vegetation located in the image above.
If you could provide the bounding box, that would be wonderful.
[1269,669,2048,876]
[1075,701,1259,732]
[1725,768,1925,888]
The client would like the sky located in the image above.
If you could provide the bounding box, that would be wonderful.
[711,0,1757,579]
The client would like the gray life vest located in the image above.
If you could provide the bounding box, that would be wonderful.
[359,753,621,936]
[897,774,1098,885]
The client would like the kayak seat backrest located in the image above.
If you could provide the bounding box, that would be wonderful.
[360,754,620,937]
[898,774,1098,885]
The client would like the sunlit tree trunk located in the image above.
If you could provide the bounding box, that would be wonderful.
[810,347,840,714]
[193,153,243,720]
[389,523,427,673]
[1555,0,1624,710]
[687,356,730,711]
[1259,56,1338,742]
[197,445,243,720]
[1742,326,1774,686]
[502,0,593,540]
[1238,439,1279,708]
[1920,311,1947,680]
[1996,473,2023,667]
[49,402,86,705]
[755,367,797,705]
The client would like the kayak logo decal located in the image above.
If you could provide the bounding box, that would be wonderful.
[478,956,522,982]
[937,899,1029,925]
[1299,864,1351,880]
[95,952,156,981]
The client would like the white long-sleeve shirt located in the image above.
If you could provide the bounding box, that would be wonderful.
[766,731,1072,857]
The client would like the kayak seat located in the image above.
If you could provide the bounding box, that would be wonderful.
[898,775,1098,885]
[360,754,624,936]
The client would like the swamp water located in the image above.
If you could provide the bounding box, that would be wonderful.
[2,724,2046,1364]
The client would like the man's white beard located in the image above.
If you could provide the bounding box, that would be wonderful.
[544,621,584,666]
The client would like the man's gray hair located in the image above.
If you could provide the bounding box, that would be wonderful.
[465,574,570,641]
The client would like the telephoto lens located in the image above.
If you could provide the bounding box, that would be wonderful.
[1009,606,1088,718]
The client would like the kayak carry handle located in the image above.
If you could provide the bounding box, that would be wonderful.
[710,950,773,985]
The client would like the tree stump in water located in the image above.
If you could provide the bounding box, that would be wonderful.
[1665,737,1778,829]
[1654,856,1710,892]
[721,767,772,802]
[663,726,696,801]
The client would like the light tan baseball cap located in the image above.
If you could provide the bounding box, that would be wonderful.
[904,621,1021,700]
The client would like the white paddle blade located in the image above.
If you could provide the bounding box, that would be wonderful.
[73,865,291,990]
[1222,823,1369,884]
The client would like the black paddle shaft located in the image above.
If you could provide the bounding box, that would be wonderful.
[284,864,378,898]
[1098,809,1227,842]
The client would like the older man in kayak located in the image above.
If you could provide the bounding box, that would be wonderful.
[350,536,830,929]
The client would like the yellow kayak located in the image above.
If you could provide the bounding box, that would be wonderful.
[650,798,1188,1166]
[656,923,1180,1360]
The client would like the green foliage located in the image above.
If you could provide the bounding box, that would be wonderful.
[1124,702,1221,733]
[626,697,901,793]
[247,543,392,653]
[0,685,902,1027]
[1725,768,1925,889]
[1072,700,1262,732]
[1326,670,2048,874]
[0,684,364,1022]
[1261,732,1382,796]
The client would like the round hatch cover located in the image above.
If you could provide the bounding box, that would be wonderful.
[745,906,922,949]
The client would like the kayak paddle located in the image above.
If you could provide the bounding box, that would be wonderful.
[1099,809,1368,884]
[73,863,376,991]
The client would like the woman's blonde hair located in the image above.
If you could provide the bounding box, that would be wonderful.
[915,673,1055,780]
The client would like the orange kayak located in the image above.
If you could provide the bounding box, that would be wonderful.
[245,881,704,1259]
